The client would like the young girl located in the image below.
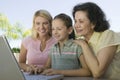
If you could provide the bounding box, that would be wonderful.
[41,13,91,77]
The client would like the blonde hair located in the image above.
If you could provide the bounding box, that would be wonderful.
[31,10,52,39]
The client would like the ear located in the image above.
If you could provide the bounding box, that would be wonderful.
[68,27,73,34]
[91,23,95,29]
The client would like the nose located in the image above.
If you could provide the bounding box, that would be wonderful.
[52,29,57,35]
[74,22,81,28]
[39,24,44,29]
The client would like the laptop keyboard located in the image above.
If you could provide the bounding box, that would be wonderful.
[23,72,63,80]
[24,73,48,80]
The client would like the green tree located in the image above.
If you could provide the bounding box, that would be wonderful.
[0,13,32,53]
[0,13,11,32]
[0,13,31,39]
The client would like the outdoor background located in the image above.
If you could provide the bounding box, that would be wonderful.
[0,0,120,49]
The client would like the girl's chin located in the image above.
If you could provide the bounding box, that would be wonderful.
[54,38,59,41]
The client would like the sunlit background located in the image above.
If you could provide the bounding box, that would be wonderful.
[0,0,120,48]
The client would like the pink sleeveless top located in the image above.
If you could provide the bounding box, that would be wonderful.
[22,36,56,67]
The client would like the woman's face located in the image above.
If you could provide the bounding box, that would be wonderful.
[74,11,94,38]
[34,16,50,37]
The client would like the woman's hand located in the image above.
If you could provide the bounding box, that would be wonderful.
[26,65,43,74]
[74,39,88,47]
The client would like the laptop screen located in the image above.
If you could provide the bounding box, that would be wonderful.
[0,35,25,80]
[0,35,63,80]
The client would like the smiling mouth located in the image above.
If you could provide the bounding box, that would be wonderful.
[76,30,83,33]
[40,29,46,33]
[53,35,60,38]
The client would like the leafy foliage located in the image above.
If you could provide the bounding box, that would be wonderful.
[12,47,20,53]
[0,13,31,52]
[0,13,31,39]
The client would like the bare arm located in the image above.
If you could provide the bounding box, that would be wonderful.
[19,44,38,74]
[74,40,117,78]
[43,55,51,69]
[19,43,29,71]
[40,56,51,73]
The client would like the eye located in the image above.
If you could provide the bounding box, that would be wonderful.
[58,28,62,30]
[74,20,77,23]
[79,20,84,23]
[52,28,55,30]
[35,22,40,25]
[43,22,49,25]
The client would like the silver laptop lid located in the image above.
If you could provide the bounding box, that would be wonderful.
[0,35,25,80]
[0,35,64,80]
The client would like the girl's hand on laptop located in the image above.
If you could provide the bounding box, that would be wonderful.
[41,69,60,75]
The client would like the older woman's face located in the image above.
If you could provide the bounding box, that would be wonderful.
[74,11,94,37]
[34,16,50,37]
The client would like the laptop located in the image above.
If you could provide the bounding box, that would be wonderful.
[0,35,64,80]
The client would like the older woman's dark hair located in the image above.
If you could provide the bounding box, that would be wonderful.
[72,2,110,32]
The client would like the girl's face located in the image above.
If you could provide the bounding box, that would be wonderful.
[52,19,70,42]
[74,11,94,38]
[34,16,50,37]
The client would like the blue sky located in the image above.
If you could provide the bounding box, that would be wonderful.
[0,0,120,48]
[1,0,120,32]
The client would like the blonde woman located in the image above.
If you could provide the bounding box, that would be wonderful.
[19,10,56,74]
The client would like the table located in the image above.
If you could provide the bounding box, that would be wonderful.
[63,77,113,80]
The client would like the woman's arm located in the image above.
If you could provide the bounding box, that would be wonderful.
[43,55,51,69]
[19,44,38,74]
[19,43,29,71]
[74,39,117,78]
[41,56,51,74]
